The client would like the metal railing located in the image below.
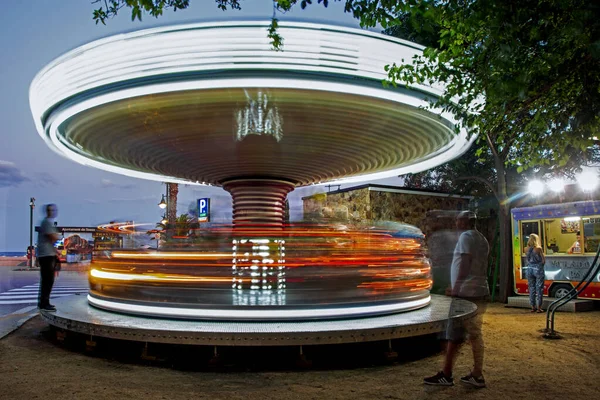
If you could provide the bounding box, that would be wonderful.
[543,243,600,338]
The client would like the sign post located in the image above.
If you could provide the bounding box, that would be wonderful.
[197,198,210,223]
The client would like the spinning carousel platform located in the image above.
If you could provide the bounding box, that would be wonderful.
[40,295,476,347]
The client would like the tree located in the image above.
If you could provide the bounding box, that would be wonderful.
[174,213,195,237]
[377,0,600,301]
[92,0,191,23]
[402,146,497,199]
[91,0,600,301]
[91,0,330,49]
[166,182,179,227]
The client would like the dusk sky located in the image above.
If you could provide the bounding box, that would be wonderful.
[0,0,402,252]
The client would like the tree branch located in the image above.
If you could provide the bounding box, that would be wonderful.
[485,132,500,160]
[454,175,498,200]
[499,134,518,160]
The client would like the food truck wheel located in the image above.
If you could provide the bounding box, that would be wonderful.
[550,284,573,299]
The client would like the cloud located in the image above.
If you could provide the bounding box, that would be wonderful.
[0,160,29,188]
[100,178,136,190]
[84,195,156,204]
[34,172,59,186]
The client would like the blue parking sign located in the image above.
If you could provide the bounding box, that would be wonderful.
[197,198,210,222]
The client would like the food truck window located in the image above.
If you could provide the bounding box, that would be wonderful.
[543,217,582,254]
[521,221,540,254]
[582,216,600,253]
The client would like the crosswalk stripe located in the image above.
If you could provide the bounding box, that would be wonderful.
[0,292,86,300]
[0,283,88,305]
[2,287,88,294]
[3,290,87,295]
[22,285,88,289]
[0,290,87,299]
[0,294,81,305]
[8,288,88,292]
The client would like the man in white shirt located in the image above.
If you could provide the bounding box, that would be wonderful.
[424,211,490,388]
[37,204,61,311]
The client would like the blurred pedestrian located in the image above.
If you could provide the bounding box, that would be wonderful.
[426,211,461,295]
[37,204,60,312]
[526,233,546,312]
[424,211,490,388]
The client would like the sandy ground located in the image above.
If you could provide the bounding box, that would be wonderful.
[0,304,598,400]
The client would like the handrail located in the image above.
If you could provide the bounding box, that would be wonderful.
[543,242,600,338]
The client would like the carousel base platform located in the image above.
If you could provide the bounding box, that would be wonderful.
[40,295,476,347]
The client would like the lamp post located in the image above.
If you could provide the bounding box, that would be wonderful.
[158,194,167,209]
[29,197,35,268]
[157,186,169,249]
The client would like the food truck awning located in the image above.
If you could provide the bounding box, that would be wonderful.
[511,201,600,221]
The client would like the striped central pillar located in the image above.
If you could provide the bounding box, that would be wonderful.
[223,179,295,228]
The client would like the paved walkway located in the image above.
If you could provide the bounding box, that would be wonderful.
[0,268,88,339]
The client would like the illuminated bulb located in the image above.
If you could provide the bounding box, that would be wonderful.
[527,180,545,196]
[577,170,599,192]
[548,178,565,193]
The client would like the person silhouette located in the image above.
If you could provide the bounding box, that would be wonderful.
[37,204,60,311]
[424,211,490,388]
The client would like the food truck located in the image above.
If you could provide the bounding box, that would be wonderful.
[511,200,600,299]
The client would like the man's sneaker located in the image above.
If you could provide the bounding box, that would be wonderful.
[424,371,454,386]
[460,373,486,388]
[39,305,56,312]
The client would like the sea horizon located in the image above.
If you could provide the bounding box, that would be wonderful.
[0,252,27,257]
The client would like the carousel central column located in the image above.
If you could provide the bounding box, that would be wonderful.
[225,179,293,305]
[223,179,295,228]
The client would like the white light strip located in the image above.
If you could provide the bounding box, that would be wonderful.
[44,78,469,185]
[88,294,430,320]
[30,22,432,124]
[91,269,163,281]
[90,269,231,283]
[30,22,450,146]
[110,252,232,259]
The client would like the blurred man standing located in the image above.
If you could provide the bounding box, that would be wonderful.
[424,211,490,388]
[37,204,60,312]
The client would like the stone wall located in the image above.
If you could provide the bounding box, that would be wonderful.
[303,188,371,222]
[302,187,471,231]
[369,190,470,232]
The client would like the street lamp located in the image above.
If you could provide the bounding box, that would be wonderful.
[527,180,545,196]
[158,194,167,209]
[29,198,35,268]
[577,170,599,192]
[548,178,565,193]
[161,214,168,225]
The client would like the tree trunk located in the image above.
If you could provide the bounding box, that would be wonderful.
[167,183,178,224]
[166,183,178,239]
[494,155,513,303]
[497,203,513,302]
